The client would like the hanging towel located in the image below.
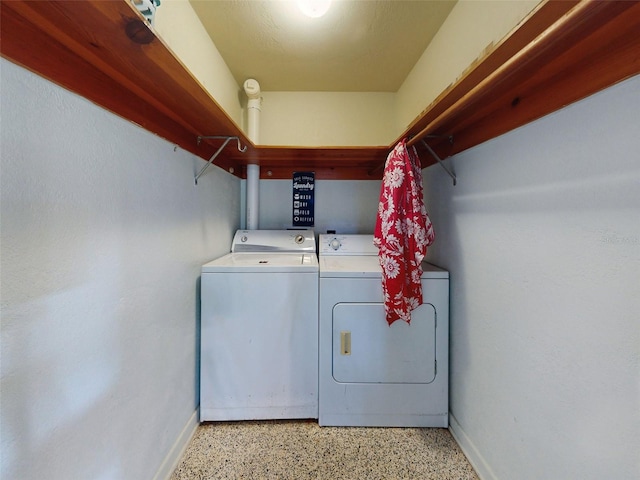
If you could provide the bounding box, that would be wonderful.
[374,139,435,326]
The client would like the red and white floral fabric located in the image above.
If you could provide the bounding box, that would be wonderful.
[374,139,435,326]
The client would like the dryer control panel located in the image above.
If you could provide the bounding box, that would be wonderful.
[319,234,378,255]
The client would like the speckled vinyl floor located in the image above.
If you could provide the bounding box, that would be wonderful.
[170,420,479,480]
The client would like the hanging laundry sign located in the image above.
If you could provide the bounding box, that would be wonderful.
[292,172,315,227]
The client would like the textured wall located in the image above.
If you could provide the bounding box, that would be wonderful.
[154,0,243,128]
[156,1,539,146]
[256,179,381,234]
[259,92,396,146]
[0,60,240,480]
[423,75,640,480]
[395,0,538,134]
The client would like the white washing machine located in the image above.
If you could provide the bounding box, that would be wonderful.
[318,234,449,427]
[200,229,318,421]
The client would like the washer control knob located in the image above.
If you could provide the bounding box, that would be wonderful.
[330,238,341,250]
[294,234,305,244]
[241,235,248,242]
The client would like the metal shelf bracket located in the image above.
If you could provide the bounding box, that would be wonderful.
[422,135,456,186]
[194,136,247,185]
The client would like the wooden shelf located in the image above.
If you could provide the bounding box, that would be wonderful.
[1,0,639,180]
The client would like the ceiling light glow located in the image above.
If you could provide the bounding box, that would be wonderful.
[297,0,332,18]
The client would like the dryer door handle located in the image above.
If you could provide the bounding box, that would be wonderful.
[340,331,351,356]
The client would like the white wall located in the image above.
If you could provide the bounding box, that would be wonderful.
[0,60,240,480]
[423,75,640,480]
[395,0,539,133]
[154,0,243,128]
[255,2,540,146]
[154,1,538,147]
[259,92,396,146]
[257,180,381,234]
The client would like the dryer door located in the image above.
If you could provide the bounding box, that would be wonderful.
[332,302,436,384]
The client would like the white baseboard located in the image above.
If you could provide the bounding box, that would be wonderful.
[448,412,498,480]
[153,409,199,480]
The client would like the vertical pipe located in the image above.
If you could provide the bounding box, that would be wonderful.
[244,79,261,230]
[246,164,260,230]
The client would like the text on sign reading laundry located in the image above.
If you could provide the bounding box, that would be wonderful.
[292,172,315,227]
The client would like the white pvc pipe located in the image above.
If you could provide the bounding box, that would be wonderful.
[244,79,261,230]
[246,101,261,144]
[246,164,260,230]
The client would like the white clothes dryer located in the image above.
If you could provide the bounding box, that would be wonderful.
[318,234,449,427]
[200,229,318,421]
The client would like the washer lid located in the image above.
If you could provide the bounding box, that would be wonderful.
[320,256,448,279]
[202,253,319,273]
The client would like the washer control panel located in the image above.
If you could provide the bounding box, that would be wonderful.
[232,229,316,253]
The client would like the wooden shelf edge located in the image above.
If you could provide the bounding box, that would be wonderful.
[2,1,639,180]
[404,0,640,168]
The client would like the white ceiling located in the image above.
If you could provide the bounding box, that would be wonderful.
[189,0,457,92]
